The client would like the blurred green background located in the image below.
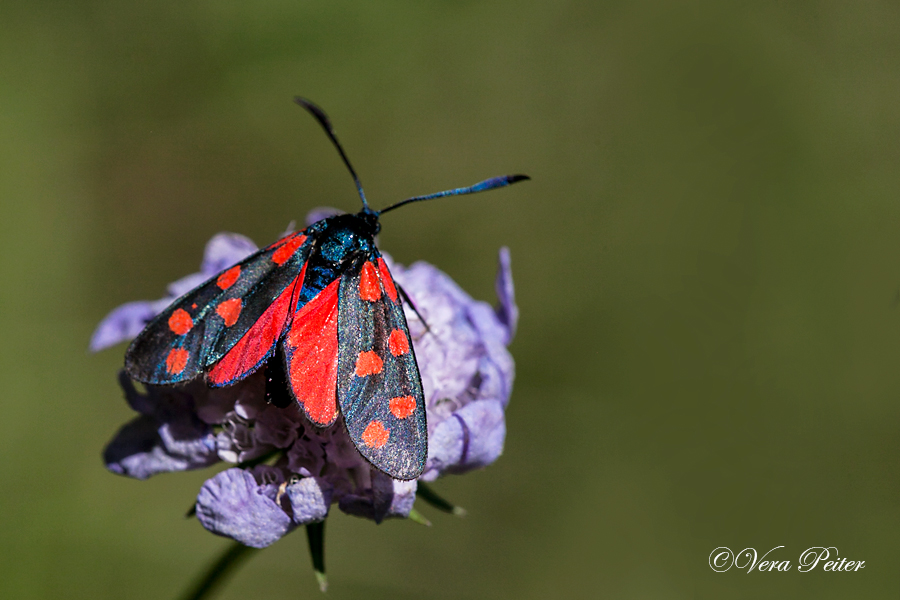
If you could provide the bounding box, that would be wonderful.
[2,0,899,598]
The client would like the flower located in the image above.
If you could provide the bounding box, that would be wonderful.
[94,216,517,550]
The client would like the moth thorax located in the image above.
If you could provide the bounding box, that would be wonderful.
[316,225,374,266]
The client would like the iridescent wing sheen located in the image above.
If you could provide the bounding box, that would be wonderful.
[125,232,311,385]
[335,256,427,480]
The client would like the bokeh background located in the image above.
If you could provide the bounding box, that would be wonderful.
[2,1,899,598]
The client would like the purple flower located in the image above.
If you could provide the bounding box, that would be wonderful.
[93,217,516,548]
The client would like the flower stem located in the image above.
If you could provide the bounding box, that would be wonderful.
[179,541,258,600]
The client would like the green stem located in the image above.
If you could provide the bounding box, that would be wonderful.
[179,542,258,600]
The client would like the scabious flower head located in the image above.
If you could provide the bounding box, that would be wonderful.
[93,212,517,548]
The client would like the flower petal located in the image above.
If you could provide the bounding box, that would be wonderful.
[104,415,217,480]
[200,233,258,276]
[159,420,217,461]
[494,247,518,343]
[90,300,167,352]
[388,480,418,518]
[195,468,293,548]
[286,477,332,525]
[422,400,505,481]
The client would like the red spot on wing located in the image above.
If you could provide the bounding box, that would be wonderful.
[389,396,416,419]
[354,351,383,376]
[166,348,189,374]
[362,420,389,448]
[272,234,307,265]
[208,263,307,385]
[388,329,410,356]
[216,298,242,327]
[377,258,398,302]
[168,309,193,335]
[285,279,340,425]
[217,266,241,290]
[359,261,381,301]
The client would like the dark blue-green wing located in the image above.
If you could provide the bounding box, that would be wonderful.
[124,232,311,385]
[336,256,427,480]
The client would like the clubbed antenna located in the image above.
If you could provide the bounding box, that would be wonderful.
[378,174,530,215]
[294,97,370,211]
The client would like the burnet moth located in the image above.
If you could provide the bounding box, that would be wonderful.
[124,98,529,480]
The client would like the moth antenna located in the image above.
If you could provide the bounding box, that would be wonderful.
[378,174,530,215]
[294,97,370,211]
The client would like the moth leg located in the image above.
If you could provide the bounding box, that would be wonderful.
[398,284,432,334]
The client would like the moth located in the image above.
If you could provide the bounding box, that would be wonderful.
[124,98,528,480]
